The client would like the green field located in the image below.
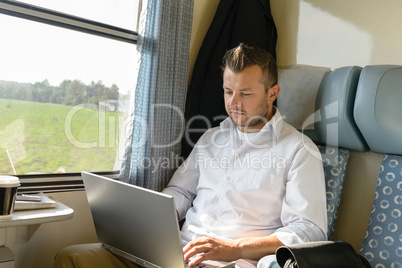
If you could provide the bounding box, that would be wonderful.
[0,98,121,175]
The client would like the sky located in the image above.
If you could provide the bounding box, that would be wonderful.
[0,0,139,94]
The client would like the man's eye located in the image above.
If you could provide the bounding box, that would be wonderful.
[242,93,251,96]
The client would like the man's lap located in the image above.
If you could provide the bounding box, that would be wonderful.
[53,243,140,268]
[53,243,279,268]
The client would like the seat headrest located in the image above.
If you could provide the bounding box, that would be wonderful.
[354,65,402,154]
[278,65,330,131]
[313,66,368,151]
[278,65,369,151]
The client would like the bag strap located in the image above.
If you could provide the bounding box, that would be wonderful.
[282,258,298,268]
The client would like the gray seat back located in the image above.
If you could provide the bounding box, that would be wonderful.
[354,65,402,267]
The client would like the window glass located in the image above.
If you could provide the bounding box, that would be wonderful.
[0,14,136,175]
[16,0,139,30]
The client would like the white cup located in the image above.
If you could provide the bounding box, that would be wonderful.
[0,176,20,220]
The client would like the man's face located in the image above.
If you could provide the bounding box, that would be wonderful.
[223,65,278,133]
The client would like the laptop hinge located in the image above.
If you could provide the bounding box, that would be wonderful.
[101,243,162,268]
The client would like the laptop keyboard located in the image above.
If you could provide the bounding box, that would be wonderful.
[182,241,204,267]
[185,260,205,268]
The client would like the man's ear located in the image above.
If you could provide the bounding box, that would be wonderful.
[268,84,280,103]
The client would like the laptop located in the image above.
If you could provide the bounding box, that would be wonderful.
[81,171,236,268]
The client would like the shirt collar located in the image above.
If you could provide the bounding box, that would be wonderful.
[266,107,283,140]
[220,107,284,142]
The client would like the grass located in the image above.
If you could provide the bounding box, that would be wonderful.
[0,98,121,175]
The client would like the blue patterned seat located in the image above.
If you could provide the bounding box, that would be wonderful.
[319,145,350,240]
[353,65,402,267]
[359,154,402,267]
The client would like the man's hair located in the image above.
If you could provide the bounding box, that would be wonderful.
[221,43,278,92]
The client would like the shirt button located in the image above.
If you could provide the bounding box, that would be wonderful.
[225,177,231,181]
[235,154,240,159]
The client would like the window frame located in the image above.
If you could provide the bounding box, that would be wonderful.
[0,0,139,191]
[0,0,138,44]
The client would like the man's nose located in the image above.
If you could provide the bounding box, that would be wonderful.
[229,93,241,108]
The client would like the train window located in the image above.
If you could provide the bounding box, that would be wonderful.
[0,1,139,178]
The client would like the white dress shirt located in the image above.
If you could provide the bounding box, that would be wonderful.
[162,109,327,245]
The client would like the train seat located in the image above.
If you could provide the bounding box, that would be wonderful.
[257,65,369,268]
[277,65,368,240]
[354,65,402,267]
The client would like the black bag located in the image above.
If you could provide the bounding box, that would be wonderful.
[275,241,371,268]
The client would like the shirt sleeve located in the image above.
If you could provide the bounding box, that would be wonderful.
[162,147,200,220]
[274,139,328,245]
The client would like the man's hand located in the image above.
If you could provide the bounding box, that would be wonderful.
[183,236,239,267]
[183,235,284,267]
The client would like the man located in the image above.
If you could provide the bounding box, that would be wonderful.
[54,43,327,268]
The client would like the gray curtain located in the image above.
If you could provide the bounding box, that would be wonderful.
[119,0,193,191]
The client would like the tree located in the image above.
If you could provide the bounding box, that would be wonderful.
[0,79,120,106]
[63,80,87,106]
